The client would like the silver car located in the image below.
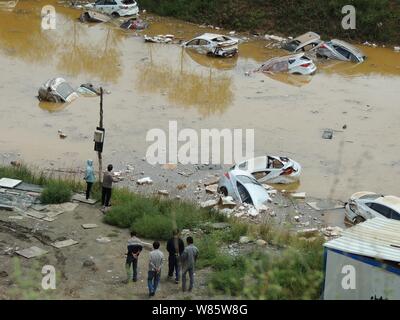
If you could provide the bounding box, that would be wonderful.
[38,78,79,103]
[182,33,239,58]
[218,169,271,209]
[345,191,400,224]
[316,39,366,63]
[281,32,322,53]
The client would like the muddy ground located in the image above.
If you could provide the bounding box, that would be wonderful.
[0,203,217,300]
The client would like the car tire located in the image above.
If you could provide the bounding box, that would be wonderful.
[354,216,366,224]
[111,12,120,18]
[219,187,228,197]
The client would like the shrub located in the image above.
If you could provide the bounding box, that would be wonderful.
[40,181,72,204]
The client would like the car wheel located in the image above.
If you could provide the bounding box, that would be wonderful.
[354,216,366,224]
[219,187,228,197]
[111,12,120,18]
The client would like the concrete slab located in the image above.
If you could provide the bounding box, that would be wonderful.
[81,224,98,229]
[0,178,22,189]
[16,246,48,259]
[72,194,97,205]
[14,183,44,193]
[26,211,46,219]
[51,239,78,248]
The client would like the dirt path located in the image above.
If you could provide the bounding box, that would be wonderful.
[0,203,212,300]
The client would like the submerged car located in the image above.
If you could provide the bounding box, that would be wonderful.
[256,53,317,75]
[316,39,366,63]
[232,156,301,184]
[79,10,111,23]
[282,32,322,53]
[182,33,239,58]
[38,78,79,103]
[345,192,400,224]
[218,170,271,209]
[85,0,139,17]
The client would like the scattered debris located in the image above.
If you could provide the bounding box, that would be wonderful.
[79,10,111,23]
[200,199,219,209]
[157,190,169,196]
[72,194,97,204]
[322,130,333,140]
[297,228,319,237]
[395,46,400,52]
[0,178,22,189]
[144,34,175,44]
[120,18,148,30]
[96,236,111,243]
[210,222,231,230]
[256,239,267,246]
[81,224,98,229]
[0,204,14,211]
[239,236,251,244]
[137,177,153,185]
[16,246,48,259]
[52,239,79,248]
[205,184,218,194]
[291,192,306,199]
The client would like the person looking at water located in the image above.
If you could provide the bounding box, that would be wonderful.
[84,159,95,200]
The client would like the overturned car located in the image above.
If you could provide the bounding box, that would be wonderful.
[256,53,317,75]
[232,156,301,185]
[316,39,366,63]
[218,169,271,210]
[182,33,239,58]
[38,78,79,103]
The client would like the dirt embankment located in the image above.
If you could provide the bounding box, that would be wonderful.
[138,0,400,44]
[0,204,213,300]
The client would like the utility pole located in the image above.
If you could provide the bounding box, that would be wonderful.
[94,88,105,186]
[98,87,103,185]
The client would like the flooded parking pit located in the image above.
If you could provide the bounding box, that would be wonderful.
[0,0,400,201]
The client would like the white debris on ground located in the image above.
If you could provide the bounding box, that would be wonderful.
[137,177,153,185]
[394,46,400,52]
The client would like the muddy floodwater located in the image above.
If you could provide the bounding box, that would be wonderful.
[0,0,400,200]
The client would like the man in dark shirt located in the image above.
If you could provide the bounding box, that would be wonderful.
[166,229,185,284]
[125,231,152,282]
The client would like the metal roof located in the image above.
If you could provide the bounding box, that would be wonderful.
[324,217,400,263]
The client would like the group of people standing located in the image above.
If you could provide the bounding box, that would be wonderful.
[85,161,200,297]
[125,230,199,297]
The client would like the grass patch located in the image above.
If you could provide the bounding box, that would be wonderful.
[40,181,73,204]
[103,189,226,240]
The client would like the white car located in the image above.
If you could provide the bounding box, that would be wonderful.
[182,33,239,58]
[345,192,400,224]
[85,0,139,17]
[316,39,366,63]
[256,53,317,75]
[232,156,301,184]
[38,78,79,103]
[218,169,271,210]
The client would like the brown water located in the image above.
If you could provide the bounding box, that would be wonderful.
[1,0,400,200]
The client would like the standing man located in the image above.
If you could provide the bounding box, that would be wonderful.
[148,241,164,297]
[166,229,184,284]
[126,231,152,283]
[101,164,115,211]
[181,236,199,293]
[84,159,95,200]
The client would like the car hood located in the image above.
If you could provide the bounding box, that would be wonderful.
[350,191,379,201]
[243,183,271,209]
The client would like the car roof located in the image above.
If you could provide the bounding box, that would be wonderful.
[292,32,320,44]
[374,196,400,213]
[329,39,364,57]
[194,33,230,41]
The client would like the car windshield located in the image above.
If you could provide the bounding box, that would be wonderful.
[212,36,230,43]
